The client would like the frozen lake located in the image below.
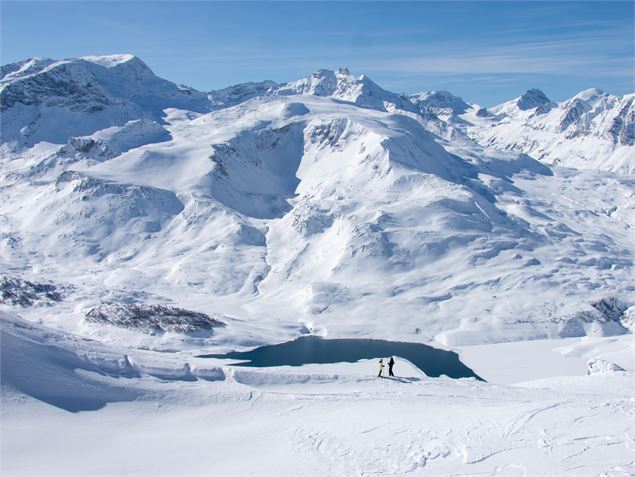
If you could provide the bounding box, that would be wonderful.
[200,335,484,380]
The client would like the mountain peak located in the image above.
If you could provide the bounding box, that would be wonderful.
[0,53,211,145]
[79,53,139,68]
[277,69,337,96]
[274,67,417,114]
[517,88,551,110]
[409,90,471,115]
[313,68,336,77]
[573,87,606,102]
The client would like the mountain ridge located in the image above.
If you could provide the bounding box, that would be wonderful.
[2,54,632,174]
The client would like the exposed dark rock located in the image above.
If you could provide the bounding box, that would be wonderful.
[608,99,635,146]
[557,297,631,337]
[560,99,591,131]
[84,303,226,334]
[590,297,629,323]
[517,89,552,111]
[0,276,63,306]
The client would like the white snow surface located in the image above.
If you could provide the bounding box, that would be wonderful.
[1,55,635,475]
[2,310,634,476]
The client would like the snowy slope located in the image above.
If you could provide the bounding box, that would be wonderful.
[2,54,635,476]
[1,56,634,350]
[464,88,635,173]
[2,310,634,475]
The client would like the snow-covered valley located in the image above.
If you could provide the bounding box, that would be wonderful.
[1,54,634,475]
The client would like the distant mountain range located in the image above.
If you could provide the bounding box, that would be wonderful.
[3,54,632,173]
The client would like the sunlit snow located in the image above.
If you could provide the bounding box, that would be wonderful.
[1,55,633,476]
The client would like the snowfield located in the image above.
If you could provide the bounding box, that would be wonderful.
[1,311,634,476]
[1,54,634,475]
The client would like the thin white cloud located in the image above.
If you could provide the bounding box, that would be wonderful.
[157,22,632,78]
[341,31,634,77]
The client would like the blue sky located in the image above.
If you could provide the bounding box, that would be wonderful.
[2,1,633,105]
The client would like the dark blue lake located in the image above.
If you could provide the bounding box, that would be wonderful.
[199,335,484,381]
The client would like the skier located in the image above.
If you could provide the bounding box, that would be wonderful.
[377,359,385,378]
[388,357,395,377]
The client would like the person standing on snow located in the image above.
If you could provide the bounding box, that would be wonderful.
[378,359,385,377]
[388,357,395,377]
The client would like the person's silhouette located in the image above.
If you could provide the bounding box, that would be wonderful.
[388,357,395,377]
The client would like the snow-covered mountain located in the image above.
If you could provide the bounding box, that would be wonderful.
[1,54,633,351]
[0,54,211,147]
[2,53,635,476]
[409,90,471,116]
[274,67,420,114]
[208,79,279,109]
[463,88,634,173]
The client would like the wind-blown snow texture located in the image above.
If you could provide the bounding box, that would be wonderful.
[1,55,634,475]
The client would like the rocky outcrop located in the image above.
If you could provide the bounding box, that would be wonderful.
[84,303,227,334]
